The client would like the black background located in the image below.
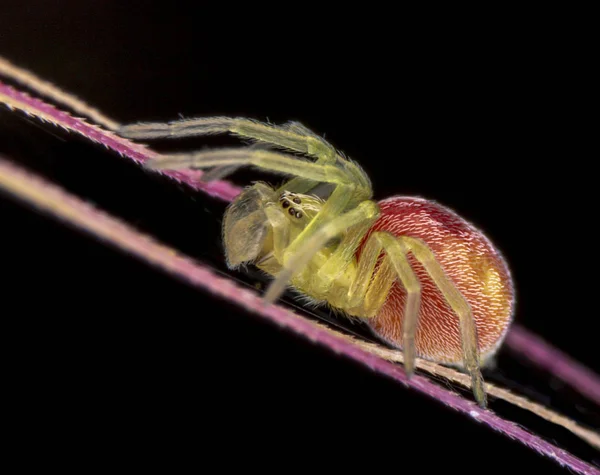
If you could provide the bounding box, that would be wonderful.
[1,3,597,473]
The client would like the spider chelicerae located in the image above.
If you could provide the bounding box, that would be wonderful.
[119,116,515,407]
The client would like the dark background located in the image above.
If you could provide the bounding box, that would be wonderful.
[1,3,597,472]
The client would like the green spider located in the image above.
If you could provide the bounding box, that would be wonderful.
[120,116,515,408]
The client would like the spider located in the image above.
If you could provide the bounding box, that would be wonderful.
[119,117,515,407]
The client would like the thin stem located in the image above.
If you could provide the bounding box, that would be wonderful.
[0,56,120,130]
[0,156,597,474]
[506,327,600,407]
[2,69,597,409]
[0,77,239,203]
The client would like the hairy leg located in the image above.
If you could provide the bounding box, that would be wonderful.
[145,148,349,185]
[283,184,353,260]
[375,233,422,377]
[121,116,369,197]
[120,117,337,161]
[146,147,374,293]
[312,217,378,295]
[346,231,385,310]
[344,232,422,376]
[400,236,486,407]
[126,117,378,306]
[273,121,339,195]
[198,164,241,182]
[146,149,360,254]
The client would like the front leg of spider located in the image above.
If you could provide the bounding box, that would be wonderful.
[120,116,515,408]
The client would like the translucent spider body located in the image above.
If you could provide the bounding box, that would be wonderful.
[120,117,515,407]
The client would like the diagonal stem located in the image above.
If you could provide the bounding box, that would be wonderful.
[0,155,597,474]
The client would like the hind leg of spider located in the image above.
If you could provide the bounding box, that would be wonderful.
[338,232,422,377]
[399,236,486,407]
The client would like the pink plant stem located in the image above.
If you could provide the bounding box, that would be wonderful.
[0,80,239,202]
[0,156,597,474]
[2,77,598,407]
[5,75,600,410]
[506,327,600,406]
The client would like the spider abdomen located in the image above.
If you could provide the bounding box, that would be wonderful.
[367,197,514,365]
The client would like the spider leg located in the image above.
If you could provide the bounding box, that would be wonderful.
[125,113,372,208]
[264,200,380,304]
[121,116,346,194]
[149,146,373,275]
[145,148,349,185]
[399,236,486,407]
[198,164,242,182]
[312,216,377,295]
[120,116,338,161]
[343,232,421,376]
[273,121,339,194]
[375,233,422,377]
[148,146,372,249]
[277,172,377,302]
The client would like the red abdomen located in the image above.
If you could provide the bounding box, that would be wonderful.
[366,197,514,364]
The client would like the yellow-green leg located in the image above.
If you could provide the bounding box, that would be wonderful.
[120,117,337,160]
[311,216,377,295]
[121,116,370,197]
[144,146,375,302]
[145,149,361,265]
[283,184,353,259]
[399,236,486,407]
[343,231,422,376]
[341,232,485,406]
[346,231,387,311]
[145,148,349,184]
[271,122,339,195]
[198,164,241,183]
[375,233,422,377]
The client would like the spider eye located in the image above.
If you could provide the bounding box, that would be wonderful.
[282,200,290,209]
[288,207,302,219]
[293,197,301,204]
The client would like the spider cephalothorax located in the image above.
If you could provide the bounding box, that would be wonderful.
[120,116,515,407]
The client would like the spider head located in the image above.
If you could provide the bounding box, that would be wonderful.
[278,191,323,226]
[222,185,325,271]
